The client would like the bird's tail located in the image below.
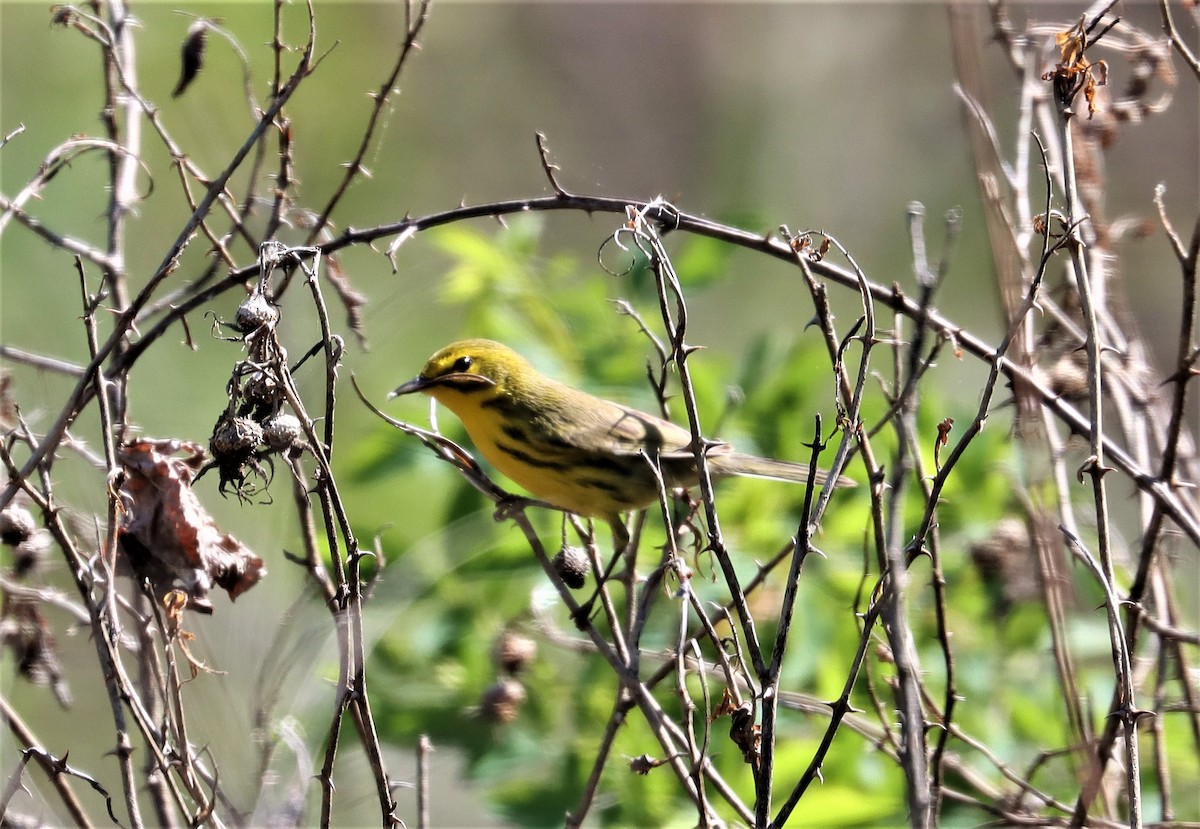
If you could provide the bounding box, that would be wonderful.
[711,452,855,489]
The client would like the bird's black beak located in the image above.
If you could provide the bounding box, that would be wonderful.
[389,376,430,398]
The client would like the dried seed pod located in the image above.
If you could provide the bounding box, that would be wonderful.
[1047,354,1089,401]
[12,532,50,577]
[210,414,264,458]
[262,412,305,453]
[552,545,590,590]
[0,504,35,546]
[969,518,1039,612]
[242,369,281,408]
[234,290,279,335]
[492,630,537,676]
[208,412,272,499]
[478,678,526,725]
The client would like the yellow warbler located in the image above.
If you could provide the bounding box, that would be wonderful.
[391,339,848,522]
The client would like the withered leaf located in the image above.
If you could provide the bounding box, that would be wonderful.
[0,595,71,707]
[172,19,209,98]
[118,439,265,614]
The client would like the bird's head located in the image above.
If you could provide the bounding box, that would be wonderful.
[390,339,533,410]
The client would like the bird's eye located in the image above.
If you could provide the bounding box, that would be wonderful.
[452,355,473,373]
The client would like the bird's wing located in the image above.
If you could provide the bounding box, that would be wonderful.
[558,395,724,459]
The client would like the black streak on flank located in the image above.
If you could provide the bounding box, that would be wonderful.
[575,476,623,495]
[574,453,634,476]
[537,432,577,451]
[496,442,571,471]
[501,422,528,443]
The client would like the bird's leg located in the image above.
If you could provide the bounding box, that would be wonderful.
[570,515,632,630]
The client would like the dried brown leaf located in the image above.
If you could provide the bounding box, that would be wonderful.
[0,596,71,707]
[117,439,265,613]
